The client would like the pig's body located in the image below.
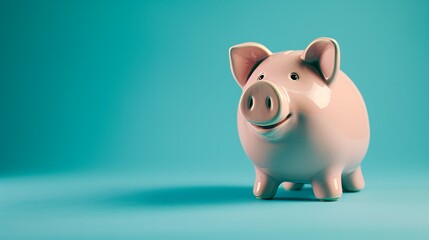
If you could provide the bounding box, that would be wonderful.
[230,39,370,200]
[237,64,369,182]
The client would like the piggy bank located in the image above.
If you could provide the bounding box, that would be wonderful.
[229,37,370,201]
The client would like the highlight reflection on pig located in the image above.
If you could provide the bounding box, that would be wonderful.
[229,37,370,201]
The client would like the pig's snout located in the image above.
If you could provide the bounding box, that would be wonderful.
[240,81,289,127]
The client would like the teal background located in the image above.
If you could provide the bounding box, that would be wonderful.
[1,0,429,239]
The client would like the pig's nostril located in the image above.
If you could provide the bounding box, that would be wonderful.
[248,96,254,110]
[266,96,272,110]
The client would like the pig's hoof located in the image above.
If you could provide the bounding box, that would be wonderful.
[319,196,340,202]
[282,182,304,191]
[255,194,275,200]
[342,166,365,192]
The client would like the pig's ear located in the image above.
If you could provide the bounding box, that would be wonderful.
[229,42,271,88]
[301,38,340,83]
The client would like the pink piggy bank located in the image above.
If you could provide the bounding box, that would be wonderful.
[229,37,370,201]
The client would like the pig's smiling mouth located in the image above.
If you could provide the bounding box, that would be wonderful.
[251,113,292,130]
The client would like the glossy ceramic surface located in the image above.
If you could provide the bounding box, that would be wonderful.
[229,37,370,201]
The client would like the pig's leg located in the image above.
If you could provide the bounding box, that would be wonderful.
[311,166,343,201]
[253,168,280,199]
[282,182,304,191]
[342,166,365,192]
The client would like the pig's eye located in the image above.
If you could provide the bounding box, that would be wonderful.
[289,72,299,80]
[257,73,265,80]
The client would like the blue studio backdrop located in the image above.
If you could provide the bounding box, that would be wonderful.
[1,0,429,239]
